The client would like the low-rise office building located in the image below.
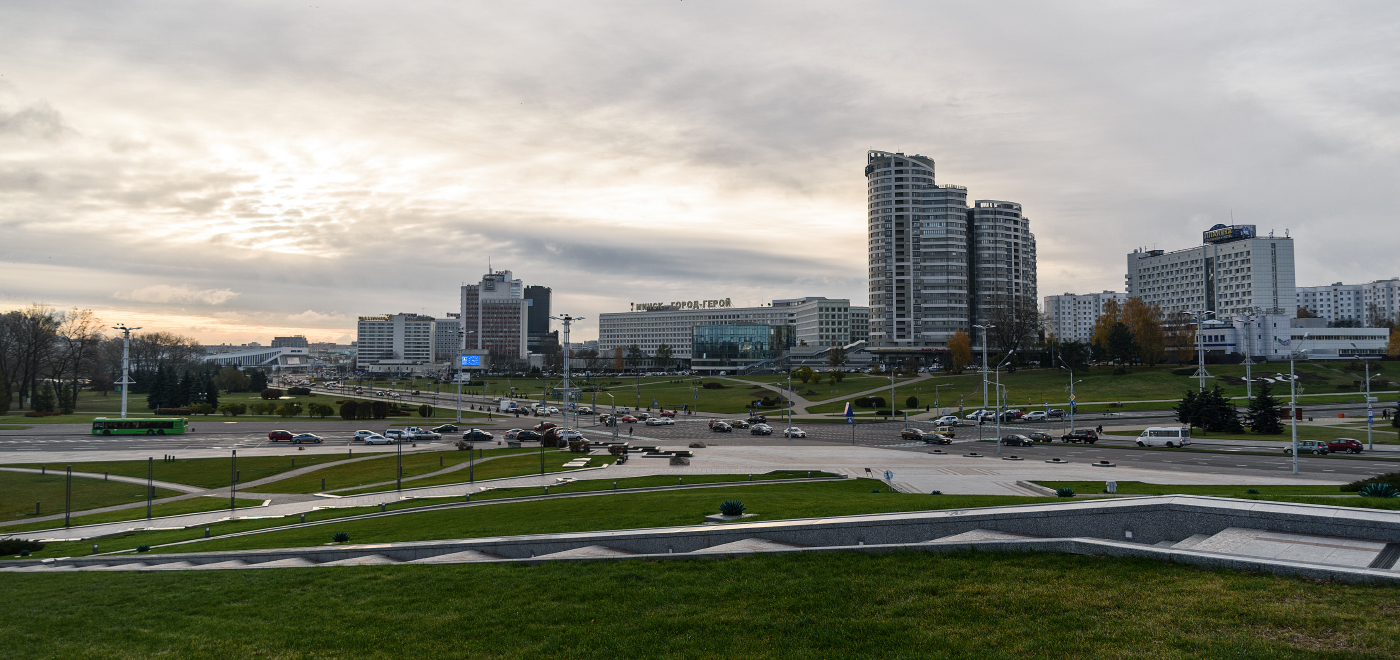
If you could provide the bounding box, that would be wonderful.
[691,324,796,374]
[1298,278,1400,326]
[1193,316,1388,362]
[356,313,436,366]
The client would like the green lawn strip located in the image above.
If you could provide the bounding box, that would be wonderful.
[2,454,346,491]
[0,424,32,430]
[184,480,1055,553]
[7,499,447,561]
[328,451,618,495]
[243,447,540,494]
[1241,495,1400,510]
[2,497,267,534]
[1034,481,1350,497]
[6,552,1400,659]
[0,471,181,522]
[1115,427,1400,444]
[431,470,843,503]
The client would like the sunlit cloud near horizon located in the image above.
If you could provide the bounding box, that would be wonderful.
[2,2,1397,344]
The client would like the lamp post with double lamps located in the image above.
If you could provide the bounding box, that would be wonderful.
[1056,352,1082,434]
[111,325,141,419]
[972,324,995,411]
[1351,345,1381,451]
[1193,310,1216,392]
[993,350,1015,455]
[1286,332,1310,475]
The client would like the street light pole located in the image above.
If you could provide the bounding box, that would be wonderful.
[1194,310,1216,392]
[111,325,141,419]
[993,350,1015,455]
[973,324,994,411]
[550,314,585,441]
[1289,333,1310,475]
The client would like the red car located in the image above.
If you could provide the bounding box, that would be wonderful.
[1326,438,1364,454]
[268,430,293,441]
[660,410,676,417]
[619,415,639,423]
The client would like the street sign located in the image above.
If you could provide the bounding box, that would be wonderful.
[1069,394,1076,402]
[883,470,893,481]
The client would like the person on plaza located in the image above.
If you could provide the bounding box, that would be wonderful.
[1095,424,1103,434]
[628,426,634,437]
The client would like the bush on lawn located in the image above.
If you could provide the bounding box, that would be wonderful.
[260,388,284,400]
[1056,488,1076,498]
[0,539,44,555]
[1358,483,1400,498]
[417,404,433,418]
[332,532,350,543]
[287,387,312,396]
[219,403,247,416]
[718,500,746,516]
[136,545,151,553]
[1341,471,1400,492]
[189,403,215,415]
[702,382,726,389]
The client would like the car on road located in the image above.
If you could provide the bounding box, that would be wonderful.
[462,429,494,442]
[922,432,953,445]
[711,422,733,433]
[750,423,773,435]
[384,429,410,440]
[965,410,993,421]
[644,417,675,426]
[934,426,957,438]
[1048,409,1066,418]
[598,414,616,426]
[1326,438,1364,454]
[1061,429,1099,444]
[291,433,323,444]
[1024,411,1049,422]
[1136,427,1191,448]
[636,412,651,421]
[660,410,675,417]
[726,419,751,429]
[1284,440,1329,455]
[577,406,594,415]
[352,430,377,441]
[410,430,441,441]
[900,428,930,441]
[747,414,766,423]
[556,429,584,442]
[534,422,558,433]
[783,427,807,438]
[268,430,294,441]
[999,434,1034,447]
[934,416,961,426]
[509,429,542,441]
[546,407,560,415]
[431,424,459,434]
[362,434,392,445]
[618,415,639,423]
[1028,432,1055,443]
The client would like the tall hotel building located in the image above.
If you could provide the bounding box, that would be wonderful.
[1125,225,1295,319]
[865,150,1037,353]
[460,270,529,361]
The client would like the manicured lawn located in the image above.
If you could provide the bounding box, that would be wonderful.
[1034,481,1350,497]
[329,450,619,495]
[0,471,180,522]
[1,497,266,534]
[4,551,1399,658]
[2,454,346,490]
[243,446,539,494]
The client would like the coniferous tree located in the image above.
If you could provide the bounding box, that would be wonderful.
[248,370,268,392]
[1244,381,1284,434]
[175,371,194,407]
[203,373,220,409]
[146,365,170,410]
[32,382,57,412]
[1197,386,1244,433]
[1174,390,1200,428]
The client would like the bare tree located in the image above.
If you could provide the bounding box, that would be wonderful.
[55,308,105,407]
[983,294,1042,354]
[1,305,61,409]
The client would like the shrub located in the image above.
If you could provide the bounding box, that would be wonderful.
[136,545,151,553]
[689,442,706,448]
[154,407,192,415]
[371,401,389,419]
[1358,483,1400,498]
[718,500,746,516]
[929,490,942,495]
[1246,488,1260,494]
[608,445,627,456]
[356,401,375,420]
[568,440,588,453]
[1341,471,1400,492]
[275,402,303,418]
[1056,487,1076,498]
[0,539,44,555]
[260,388,284,400]
[418,404,433,418]
[702,382,725,389]
[23,411,63,417]
[1171,368,1195,376]
[190,403,215,415]
[219,403,246,416]
[287,386,312,396]
[905,396,919,409]
[332,532,350,543]
[307,403,335,418]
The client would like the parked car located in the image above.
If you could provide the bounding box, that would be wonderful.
[1061,429,1099,444]
[965,410,992,421]
[557,429,584,442]
[352,430,376,441]
[999,434,1034,447]
[934,426,957,438]
[268,430,293,441]
[1284,440,1329,455]
[1048,409,1067,418]
[1326,438,1364,454]
[291,433,323,444]
[462,429,494,442]
[750,423,773,435]
[645,417,675,426]
[711,422,733,433]
[783,427,807,438]
[934,415,961,426]
[384,429,410,440]
[1028,432,1055,443]
[1024,411,1048,422]
[362,434,392,445]
[431,424,459,434]
[727,419,751,429]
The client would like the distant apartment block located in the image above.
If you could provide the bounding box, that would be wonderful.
[1043,291,1128,343]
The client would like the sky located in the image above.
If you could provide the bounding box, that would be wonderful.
[2,1,1397,344]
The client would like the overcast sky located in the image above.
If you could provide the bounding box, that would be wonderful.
[2,1,1397,343]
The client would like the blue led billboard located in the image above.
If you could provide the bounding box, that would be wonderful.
[461,355,482,367]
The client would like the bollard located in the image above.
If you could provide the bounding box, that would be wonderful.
[292,458,295,467]
[440,456,443,466]
[465,492,471,502]
[300,513,305,523]
[807,471,811,478]
[545,486,550,495]
[613,481,617,490]
[380,503,386,512]
[321,478,325,490]
[749,474,752,481]
[35,502,40,515]
[41,466,44,475]
[104,472,108,481]
[678,477,683,485]
[93,544,99,555]
[236,470,240,482]
[205,527,210,538]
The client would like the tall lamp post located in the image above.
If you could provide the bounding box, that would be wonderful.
[550,314,584,440]
[1352,345,1380,451]
[932,382,953,415]
[1242,308,1261,399]
[1287,332,1310,475]
[972,324,995,411]
[1193,310,1216,392]
[111,325,141,419]
[993,350,1015,455]
[1056,353,1081,434]
[456,330,476,423]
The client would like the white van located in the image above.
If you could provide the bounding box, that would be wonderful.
[1137,427,1191,448]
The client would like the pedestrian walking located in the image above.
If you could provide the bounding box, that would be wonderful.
[628,426,633,436]
[1095,424,1103,434]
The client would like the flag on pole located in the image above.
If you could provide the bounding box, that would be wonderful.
[843,402,854,419]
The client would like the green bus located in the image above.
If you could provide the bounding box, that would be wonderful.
[91,418,189,435]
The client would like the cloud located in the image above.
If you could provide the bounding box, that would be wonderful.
[286,310,345,324]
[114,285,239,305]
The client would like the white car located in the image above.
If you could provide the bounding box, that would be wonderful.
[644,417,674,426]
[783,427,807,438]
[352,430,376,440]
[1024,411,1049,422]
[577,406,593,415]
[384,429,410,440]
[362,434,392,445]
[547,407,559,414]
[965,410,993,421]
[934,416,961,426]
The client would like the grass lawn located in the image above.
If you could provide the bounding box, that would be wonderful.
[329,450,620,495]
[4,551,1400,658]
[1034,481,1350,497]
[0,424,31,430]
[1117,426,1400,445]
[241,447,539,494]
[2,454,347,490]
[0,471,180,522]
[1,497,266,534]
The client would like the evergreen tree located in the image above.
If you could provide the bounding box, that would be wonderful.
[1174,390,1200,427]
[175,371,195,407]
[1244,381,1284,434]
[1107,322,1137,365]
[32,382,57,412]
[248,370,268,392]
[203,373,220,409]
[146,365,170,411]
[1197,386,1244,433]
[58,385,76,414]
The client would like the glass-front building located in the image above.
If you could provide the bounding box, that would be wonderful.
[691,325,795,373]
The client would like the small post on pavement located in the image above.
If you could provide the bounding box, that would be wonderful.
[64,466,72,527]
[230,450,237,511]
[147,456,154,519]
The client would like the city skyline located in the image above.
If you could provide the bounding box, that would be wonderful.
[3,2,1397,344]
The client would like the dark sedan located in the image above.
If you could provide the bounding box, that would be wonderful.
[1061,430,1099,444]
[462,429,494,442]
[1028,432,1055,443]
[999,434,1034,447]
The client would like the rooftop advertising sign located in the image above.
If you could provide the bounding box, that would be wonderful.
[1203,224,1256,244]
[632,299,733,312]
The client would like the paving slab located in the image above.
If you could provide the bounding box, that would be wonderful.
[1190,527,1387,568]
